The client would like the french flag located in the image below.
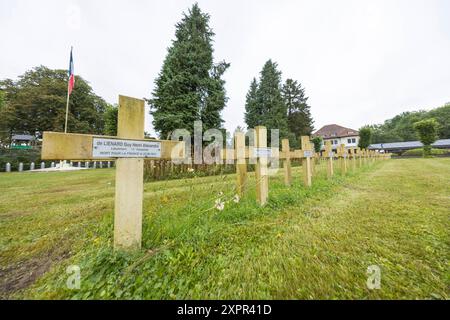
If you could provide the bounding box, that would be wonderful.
[68,47,75,95]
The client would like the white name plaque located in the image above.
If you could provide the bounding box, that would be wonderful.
[303,150,313,158]
[92,138,161,158]
[253,147,272,158]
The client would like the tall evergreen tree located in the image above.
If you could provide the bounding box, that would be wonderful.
[254,60,288,139]
[148,3,229,139]
[244,78,259,129]
[282,79,314,140]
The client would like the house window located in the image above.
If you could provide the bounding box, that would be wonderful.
[352,138,356,143]
[347,138,351,144]
[334,140,338,145]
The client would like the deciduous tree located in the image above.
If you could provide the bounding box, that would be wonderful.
[311,136,323,153]
[358,126,373,149]
[414,118,439,157]
[103,104,118,136]
[0,66,107,139]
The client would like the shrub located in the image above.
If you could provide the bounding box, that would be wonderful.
[413,118,439,157]
[402,148,448,157]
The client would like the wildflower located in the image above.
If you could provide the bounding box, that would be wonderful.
[214,199,225,211]
[233,194,240,203]
[187,168,194,173]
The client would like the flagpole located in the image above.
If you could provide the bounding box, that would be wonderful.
[64,46,73,134]
[64,82,70,133]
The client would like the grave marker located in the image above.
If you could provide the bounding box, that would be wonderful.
[235,131,247,196]
[300,136,312,187]
[281,139,292,186]
[324,140,334,179]
[350,148,356,171]
[337,144,348,174]
[41,95,185,250]
[255,126,269,205]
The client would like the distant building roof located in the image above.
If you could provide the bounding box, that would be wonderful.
[313,124,359,139]
[369,139,450,150]
[12,134,35,141]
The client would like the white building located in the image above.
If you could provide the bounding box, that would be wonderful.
[313,124,360,150]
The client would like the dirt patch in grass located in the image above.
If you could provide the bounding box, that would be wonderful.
[0,247,71,299]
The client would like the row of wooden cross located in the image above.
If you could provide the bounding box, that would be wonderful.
[221,128,391,207]
[41,95,390,251]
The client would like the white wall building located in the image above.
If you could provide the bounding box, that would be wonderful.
[313,124,360,150]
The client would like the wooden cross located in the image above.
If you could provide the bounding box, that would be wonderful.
[254,126,269,205]
[281,138,292,186]
[234,131,247,197]
[362,148,368,165]
[300,136,313,187]
[349,147,357,171]
[222,127,290,206]
[324,140,334,179]
[356,147,362,167]
[41,95,185,251]
[337,144,348,174]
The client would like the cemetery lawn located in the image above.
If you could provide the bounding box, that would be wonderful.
[0,158,449,300]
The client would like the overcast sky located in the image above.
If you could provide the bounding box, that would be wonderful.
[1,0,449,136]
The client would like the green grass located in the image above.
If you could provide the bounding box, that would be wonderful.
[0,158,449,299]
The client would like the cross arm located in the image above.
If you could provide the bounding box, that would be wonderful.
[41,131,185,160]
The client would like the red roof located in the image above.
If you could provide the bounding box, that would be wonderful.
[313,124,359,139]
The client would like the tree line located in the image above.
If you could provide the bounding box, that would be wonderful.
[0,66,115,145]
[2,3,446,152]
[361,104,450,144]
[357,104,449,155]
[0,3,314,149]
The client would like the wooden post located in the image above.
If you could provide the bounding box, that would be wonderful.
[343,145,348,174]
[114,96,145,250]
[325,140,334,179]
[351,148,356,171]
[309,142,316,176]
[40,96,184,252]
[235,131,247,196]
[282,139,292,186]
[255,126,269,206]
[301,136,312,187]
[339,144,347,174]
[357,147,362,167]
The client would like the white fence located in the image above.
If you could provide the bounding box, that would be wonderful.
[2,161,115,172]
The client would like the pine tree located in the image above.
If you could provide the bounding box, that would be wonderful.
[149,3,229,139]
[255,60,289,139]
[244,78,259,129]
[282,79,314,141]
